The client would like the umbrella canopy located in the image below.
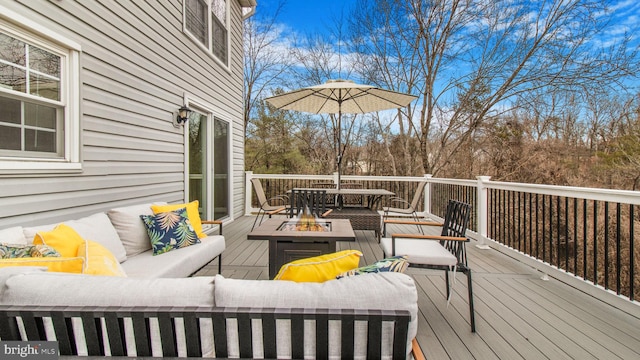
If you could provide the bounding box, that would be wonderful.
[265,79,417,188]
[265,79,417,114]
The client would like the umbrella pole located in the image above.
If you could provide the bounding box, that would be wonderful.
[337,104,342,190]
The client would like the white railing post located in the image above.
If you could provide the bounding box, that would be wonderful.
[423,174,433,217]
[245,171,254,216]
[476,175,491,249]
[332,172,339,186]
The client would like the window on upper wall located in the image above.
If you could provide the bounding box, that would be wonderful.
[0,16,80,173]
[184,0,228,66]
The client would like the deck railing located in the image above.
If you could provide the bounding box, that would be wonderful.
[245,171,639,304]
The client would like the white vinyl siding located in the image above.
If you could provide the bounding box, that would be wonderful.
[0,0,246,229]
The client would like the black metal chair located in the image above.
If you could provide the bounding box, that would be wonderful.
[251,178,289,230]
[381,199,476,332]
[289,188,333,218]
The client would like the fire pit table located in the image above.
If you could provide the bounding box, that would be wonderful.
[247,218,355,279]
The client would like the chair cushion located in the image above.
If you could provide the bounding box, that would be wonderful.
[380,237,458,266]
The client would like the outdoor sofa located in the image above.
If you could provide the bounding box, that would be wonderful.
[0,202,421,359]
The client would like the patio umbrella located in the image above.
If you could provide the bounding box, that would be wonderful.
[265,79,417,188]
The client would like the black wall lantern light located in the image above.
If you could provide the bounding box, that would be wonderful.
[173,105,192,127]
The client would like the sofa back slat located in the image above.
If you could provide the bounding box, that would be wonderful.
[183,311,204,357]
[0,306,411,359]
[103,312,126,356]
[315,311,329,358]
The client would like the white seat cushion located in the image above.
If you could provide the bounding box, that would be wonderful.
[380,237,457,267]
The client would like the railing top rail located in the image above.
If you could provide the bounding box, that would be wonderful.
[486,180,640,205]
[247,172,640,205]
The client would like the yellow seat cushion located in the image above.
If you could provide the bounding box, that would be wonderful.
[78,240,127,277]
[274,250,363,282]
[0,257,84,273]
[33,224,85,257]
[151,201,205,239]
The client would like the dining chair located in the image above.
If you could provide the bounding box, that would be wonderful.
[381,199,476,332]
[289,188,333,218]
[383,181,427,233]
[251,178,289,230]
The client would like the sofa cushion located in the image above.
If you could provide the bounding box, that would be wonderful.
[151,201,206,239]
[0,243,60,258]
[78,240,126,277]
[0,256,85,274]
[107,202,166,258]
[140,208,200,255]
[337,255,409,278]
[0,266,46,298]
[120,234,225,278]
[274,249,362,282]
[33,224,85,258]
[214,272,418,359]
[0,272,215,306]
[0,226,27,245]
[22,213,127,263]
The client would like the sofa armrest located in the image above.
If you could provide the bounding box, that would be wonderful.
[201,220,223,235]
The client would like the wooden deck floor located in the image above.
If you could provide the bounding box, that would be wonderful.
[195,215,640,360]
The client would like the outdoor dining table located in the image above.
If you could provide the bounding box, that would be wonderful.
[291,187,394,210]
[288,187,395,240]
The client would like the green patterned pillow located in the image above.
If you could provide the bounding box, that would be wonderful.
[336,255,409,279]
[0,243,61,258]
[140,208,200,256]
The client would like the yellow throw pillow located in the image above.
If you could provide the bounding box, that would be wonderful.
[151,201,205,239]
[79,240,127,277]
[0,257,84,273]
[274,250,363,282]
[33,224,85,258]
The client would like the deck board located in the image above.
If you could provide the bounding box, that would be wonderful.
[197,215,640,360]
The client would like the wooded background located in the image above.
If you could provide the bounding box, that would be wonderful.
[244,0,640,190]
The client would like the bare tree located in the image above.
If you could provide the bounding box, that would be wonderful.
[346,0,638,177]
[244,0,292,130]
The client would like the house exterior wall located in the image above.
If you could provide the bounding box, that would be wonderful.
[0,0,247,229]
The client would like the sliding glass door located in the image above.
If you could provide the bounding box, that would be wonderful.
[188,109,230,220]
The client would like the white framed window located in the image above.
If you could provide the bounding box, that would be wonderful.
[184,0,229,67]
[0,6,81,173]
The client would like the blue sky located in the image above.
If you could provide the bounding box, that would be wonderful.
[256,0,639,49]
[257,0,357,35]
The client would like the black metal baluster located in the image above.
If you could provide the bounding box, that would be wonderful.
[594,200,599,286]
[583,199,588,280]
[536,193,540,259]
[604,202,610,290]
[616,202,621,295]
[565,197,569,271]
[573,198,578,275]
[518,191,522,252]
[630,204,635,301]
[542,195,546,262]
